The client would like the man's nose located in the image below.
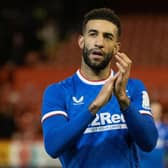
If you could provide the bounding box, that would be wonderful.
[95,35,104,48]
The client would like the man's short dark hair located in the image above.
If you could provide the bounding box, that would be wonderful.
[82,8,121,38]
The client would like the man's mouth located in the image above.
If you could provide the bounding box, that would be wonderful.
[91,49,104,56]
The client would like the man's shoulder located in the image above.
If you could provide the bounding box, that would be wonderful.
[127,78,145,87]
[44,73,77,92]
[126,78,149,95]
[59,73,78,87]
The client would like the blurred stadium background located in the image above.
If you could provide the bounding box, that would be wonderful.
[0,0,168,167]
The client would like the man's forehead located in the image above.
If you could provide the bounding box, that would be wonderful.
[85,19,117,34]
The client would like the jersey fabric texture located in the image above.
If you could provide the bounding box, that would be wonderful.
[139,122,168,168]
[41,69,158,168]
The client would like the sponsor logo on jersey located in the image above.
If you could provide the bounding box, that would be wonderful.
[72,96,84,105]
[84,112,127,134]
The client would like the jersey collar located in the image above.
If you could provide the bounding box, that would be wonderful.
[76,69,114,85]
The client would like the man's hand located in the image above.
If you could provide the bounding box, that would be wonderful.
[114,52,132,110]
[89,72,119,115]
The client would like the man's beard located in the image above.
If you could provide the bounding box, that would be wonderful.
[82,46,113,71]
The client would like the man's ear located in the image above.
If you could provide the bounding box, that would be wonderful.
[78,35,84,49]
[113,42,120,55]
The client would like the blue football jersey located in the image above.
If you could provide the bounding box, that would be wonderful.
[41,70,155,168]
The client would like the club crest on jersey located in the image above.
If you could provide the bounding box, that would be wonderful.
[72,96,84,105]
[142,91,150,110]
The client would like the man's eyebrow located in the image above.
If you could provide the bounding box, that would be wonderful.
[88,29,114,37]
[87,29,98,33]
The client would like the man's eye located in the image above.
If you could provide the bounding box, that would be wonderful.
[89,33,97,36]
[105,36,112,40]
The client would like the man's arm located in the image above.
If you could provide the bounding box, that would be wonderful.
[42,108,94,158]
[122,100,158,152]
[114,52,158,151]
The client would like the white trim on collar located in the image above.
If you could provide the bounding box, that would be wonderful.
[76,69,114,85]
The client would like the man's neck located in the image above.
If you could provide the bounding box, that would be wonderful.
[80,64,112,81]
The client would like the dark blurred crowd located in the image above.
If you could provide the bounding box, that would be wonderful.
[0,8,61,67]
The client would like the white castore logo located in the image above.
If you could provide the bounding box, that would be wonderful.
[72,96,84,105]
